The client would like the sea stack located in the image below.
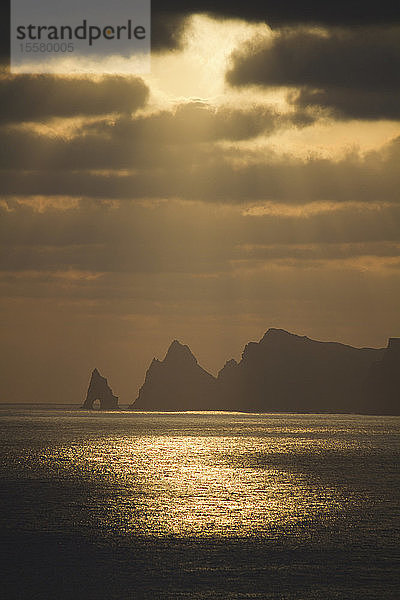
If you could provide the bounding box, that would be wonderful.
[82,368,119,410]
[130,340,218,410]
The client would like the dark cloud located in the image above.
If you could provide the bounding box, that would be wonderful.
[151,12,190,51]
[0,74,149,123]
[1,200,400,277]
[227,27,400,120]
[293,88,400,121]
[1,136,399,205]
[151,1,400,49]
[0,102,314,170]
[228,28,400,91]
[86,103,299,143]
[166,0,399,26]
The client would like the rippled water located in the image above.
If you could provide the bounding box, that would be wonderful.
[1,408,399,599]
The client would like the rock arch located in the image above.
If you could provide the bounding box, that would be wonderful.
[82,368,119,410]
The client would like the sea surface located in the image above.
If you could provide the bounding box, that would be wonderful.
[1,407,399,599]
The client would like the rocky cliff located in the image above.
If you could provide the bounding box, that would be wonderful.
[364,337,400,414]
[131,340,219,410]
[82,368,119,410]
[130,329,397,413]
[217,328,385,413]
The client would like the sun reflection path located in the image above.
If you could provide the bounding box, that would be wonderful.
[51,433,349,538]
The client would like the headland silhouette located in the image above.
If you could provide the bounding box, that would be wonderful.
[83,329,399,414]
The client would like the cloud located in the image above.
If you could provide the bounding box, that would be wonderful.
[0,101,314,170]
[151,13,190,51]
[150,2,400,49]
[151,1,399,31]
[1,135,399,205]
[293,88,400,121]
[0,73,149,123]
[227,27,400,120]
[85,102,303,143]
[1,199,400,278]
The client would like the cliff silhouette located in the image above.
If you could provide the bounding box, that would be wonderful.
[363,338,400,415]
[129,329,399,414]
[82,368,119,410]
[133,340,218,410]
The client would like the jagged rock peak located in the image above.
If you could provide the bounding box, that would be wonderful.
[91,367,106,383]
[164,339,197,364]
[131,339,217,410]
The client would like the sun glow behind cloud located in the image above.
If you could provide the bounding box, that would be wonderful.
[145,15,274,105]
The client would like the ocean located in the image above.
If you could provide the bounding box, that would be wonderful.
[1,407,399,599]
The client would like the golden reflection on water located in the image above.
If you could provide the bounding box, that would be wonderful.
[44,431,350,538]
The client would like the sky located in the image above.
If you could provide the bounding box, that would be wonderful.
[1,2,400,403]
